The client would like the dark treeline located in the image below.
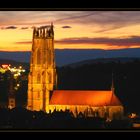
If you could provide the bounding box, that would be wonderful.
[0,71,10,105]
[57,59,140,113]
[0,107,131,129]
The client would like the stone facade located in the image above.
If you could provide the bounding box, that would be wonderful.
[27,24,57,111]
[47,105,124,120]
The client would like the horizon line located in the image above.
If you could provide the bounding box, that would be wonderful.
[0,47,140,52]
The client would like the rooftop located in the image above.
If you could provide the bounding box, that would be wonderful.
[50,90,122,106]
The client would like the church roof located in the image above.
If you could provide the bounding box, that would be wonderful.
[50,90,122,106]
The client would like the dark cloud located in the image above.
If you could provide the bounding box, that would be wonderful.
[62,26,72,29]
[55,36,140,47]
[1,11,140,32]
[21,27,28,29]
[53,11,140,32]
[15,36,140,47]
[55,12,96,23]
[56,11,140,32]
[4,26,17,29]
[15,41,31,44]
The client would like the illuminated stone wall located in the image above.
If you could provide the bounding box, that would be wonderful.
[47,105,123,120]
[27,24,57,111]
[108,106,124,120]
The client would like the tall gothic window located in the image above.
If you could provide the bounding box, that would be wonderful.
[37,74,40,83]
[43,50,46,64]
[38,91,40,99]
[37,49,41,64]
[48,49,51,66]
[47,72,51,83]
[42,71,45,84]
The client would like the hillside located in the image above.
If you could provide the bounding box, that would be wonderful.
[1,48,140,66]
[66,57,140,68]
[57,58,140,113]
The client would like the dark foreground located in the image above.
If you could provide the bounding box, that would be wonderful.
[0,107,135,130]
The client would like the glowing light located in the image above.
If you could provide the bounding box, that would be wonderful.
[2,64,9,69]
[14,87,18,90]
[17,84,20,87]
[129,113,137,119]
[19,66,22,69]
[14,73,18,77]
[0,68,6,73]
[18,72,21,76]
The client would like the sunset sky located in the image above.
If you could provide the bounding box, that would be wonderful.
[1,11,140,51]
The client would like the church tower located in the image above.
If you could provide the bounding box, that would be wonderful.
[27,23,57,112]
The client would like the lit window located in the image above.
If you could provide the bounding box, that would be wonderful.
[37,49,41,64]
[37,74,40,83]
[38,92,40,98]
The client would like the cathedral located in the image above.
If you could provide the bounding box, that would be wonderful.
[27,23,124,120]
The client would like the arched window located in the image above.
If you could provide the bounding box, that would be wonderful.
[48,49,51,66]
[37,49,41,64]
[47,72,51,83]
[43,50,46,64]
[37,74,40,83]
[38,91,40,99]
[42,71,45,84]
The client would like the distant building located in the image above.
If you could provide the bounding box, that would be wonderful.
[27,24,123,120]
[8,75,16,109]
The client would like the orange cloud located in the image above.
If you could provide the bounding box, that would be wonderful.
[56,36,140,46]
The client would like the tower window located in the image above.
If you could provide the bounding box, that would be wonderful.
[43,50,46,64]
[37,49,41,64]
[38,92,40,99]
[37,74,40,83]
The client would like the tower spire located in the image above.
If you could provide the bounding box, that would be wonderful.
[51,22,53,26]
[50,22,54,36]
[111,72,115,94]
[110,72,115,105]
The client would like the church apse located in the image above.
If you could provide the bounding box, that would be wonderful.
[27,23,57,111]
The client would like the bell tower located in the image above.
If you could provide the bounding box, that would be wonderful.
[27,23,57,112]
